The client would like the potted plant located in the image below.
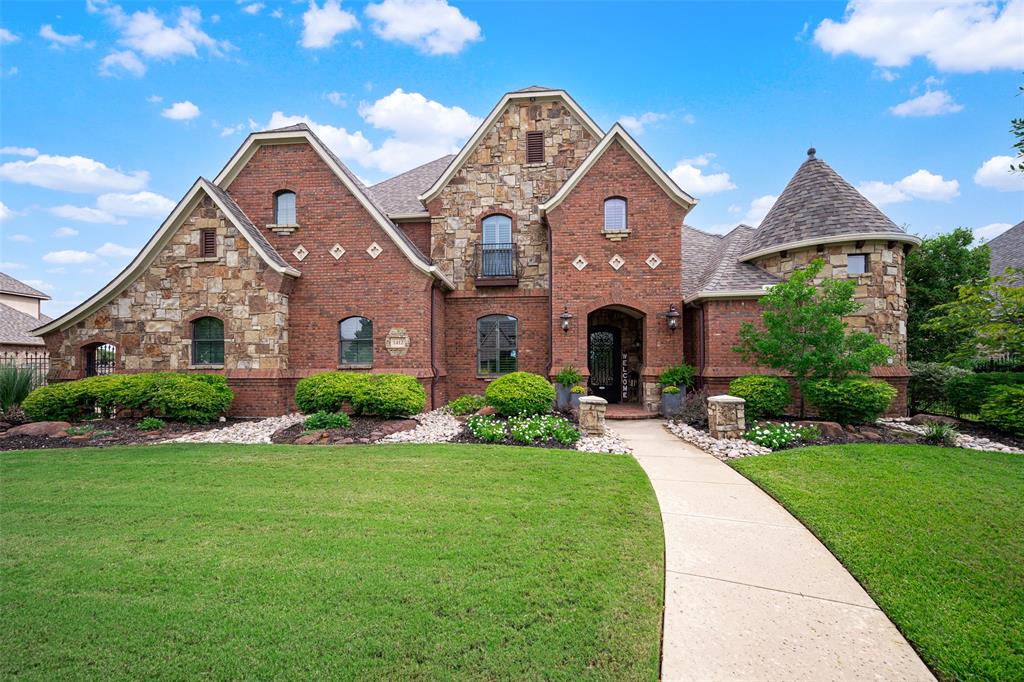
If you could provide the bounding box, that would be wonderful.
[661,385,682,418]
[554,365,583,411]
[658,363,696,398]
[570,384,587,411]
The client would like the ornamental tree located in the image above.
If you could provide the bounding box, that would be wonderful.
[732,258,894,416]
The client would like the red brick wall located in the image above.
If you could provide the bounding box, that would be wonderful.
[397,219,431,257]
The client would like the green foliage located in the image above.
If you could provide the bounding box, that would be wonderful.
[484,372,555,416]
[570,385,587,395]
[803,378,897,425]
[508,414,580,446]
[658,364,696,388]
[905,228,991,362]
[21,373,232,423]
[65,425,94,437]
[922,421,959,446]
[351,375,426,417]
[795,424,821,441]
[465,415,506,443]
[0,365,36,412]
[662,385,680,395]
[728,375,791,419]
[744,422,803,450]
[733,259,894,416]
[908,362,971,413]
[979,385,1024,435]
[303,411,352,430]
[294,372,368,414]
[447,394,486,416]
[554,365,583,387]
[922,268,1024,362]
[945,372,1024,417]
[135,417,165,431]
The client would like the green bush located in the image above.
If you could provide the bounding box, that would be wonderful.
[978,386,1024,435]
[662,386,680,395]
[21,373,233,423]
[136,417,165,431]
[554,365,583,387]
[803,378,897,425]
[0,365,37,412]
[908,362,970,413]
[304,411,352,430]
[921,421,959,446]
[946,372,1024,417]
[352,374,426,417]
[485,372,555,416]
[570,385,587,395]
[294,372,369,414]
[659,364,696,388]
[447,394,485,415]
[729,375,791,419]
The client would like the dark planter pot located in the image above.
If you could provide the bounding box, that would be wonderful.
[556,384,573,411]
[569,393,582,411]
[661,388,685,418]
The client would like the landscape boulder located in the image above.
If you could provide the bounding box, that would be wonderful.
[793,420,844,440]
[3,421,72,438]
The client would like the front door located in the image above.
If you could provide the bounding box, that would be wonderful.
[588,326,620,403]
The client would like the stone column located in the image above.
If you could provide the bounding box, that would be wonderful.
[577,396,608,436]
[707,395,745,439]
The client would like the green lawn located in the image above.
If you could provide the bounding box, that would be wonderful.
[1,443,664,680]
[731,445,1024,682]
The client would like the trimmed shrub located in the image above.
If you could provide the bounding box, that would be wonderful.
[0,366,36,412]
[147,374,233,423]
[351,374,426,417]
[803,378,897,425]
[304,410,352,430]
[659,364,696,389]
[946,372,1024,417]
[294,372,369,414]
[908,362,970,413]
[484,372,556,416]
[979,385,1024,435]
[729,375,790,419]
[447,394,485,416]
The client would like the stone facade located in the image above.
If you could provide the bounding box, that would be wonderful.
[707,395,745,439]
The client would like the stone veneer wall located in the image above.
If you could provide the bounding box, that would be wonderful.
[45,195,291,375]
[426,98,599,290]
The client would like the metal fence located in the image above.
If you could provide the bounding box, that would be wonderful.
[0,350,49,388]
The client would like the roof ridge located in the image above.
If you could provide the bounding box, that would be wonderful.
[0,271,51,300]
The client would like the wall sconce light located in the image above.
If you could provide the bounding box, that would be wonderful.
[560,305,573,333]
[665,303,680,332]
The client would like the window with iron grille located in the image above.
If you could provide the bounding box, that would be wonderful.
[339,316,373,366]
[604,197,627,232]
[275,190,297,225]
[526,131,544,163]
[480,214,515,277]
[477,315,517,376]
[200,228,217,258]
[191,317,225,365]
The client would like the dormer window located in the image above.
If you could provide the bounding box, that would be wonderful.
[274,190,296,225]
[603,197,629,240]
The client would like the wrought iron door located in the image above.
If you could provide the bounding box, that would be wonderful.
[588,327,620,403]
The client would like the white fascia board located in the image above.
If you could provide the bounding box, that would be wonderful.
[417,89,605,204]
[683,289,767,304]
[739,232,922,262]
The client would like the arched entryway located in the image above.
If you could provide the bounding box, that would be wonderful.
[82,342,116,377]
[587,306,644,404]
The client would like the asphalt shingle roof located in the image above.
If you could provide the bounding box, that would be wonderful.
[988,220,1024,276]
[741,150,910,259]
[370,155,455,215]
[682,225,781,299]
[0,303,50,346]
[0,272,50,300]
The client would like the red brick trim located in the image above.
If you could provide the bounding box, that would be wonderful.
[475,207,515,231]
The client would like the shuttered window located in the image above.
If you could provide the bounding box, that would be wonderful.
[200,228,217,257]
[604,197,627,232]
[339,316,373,366]
[477,315,517,376]
[191,317,225,365]
[526,131,544,163]
[275,190,296,225]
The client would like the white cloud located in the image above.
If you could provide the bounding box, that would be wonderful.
[9,234,33,243]
[0,28,18,44]
[92,1,231,59]
[271,8,284,19]
[99,49,146,77]
[0,262,26,270]
[95,242,138,258]
[242,3,265,15]
[40,24,94,49]
[974,222,1014,241]
[326,90,347,106]
[877,68,899,82]
[681,113,696,125]
[857,169,960,205]
[0,201,11,222]
[97,191,175,216]
[738,194,778,226]
[161,100,200,120]
[365,0,481,55]
[890,90,964,116]
[814,0,1024,73]
[0,153,148,193]
[50,205,126,224]
[5,67,17,77]
[54,227,80,238]
[146,94,163,103]
[974,155,1024,191]
[668,153,737,195]
[220,123,245,136]
[267,111,374,162]
[43,250,99,264]
[0,146,39,157]
[300,0,359,48]
[620,112,666,135]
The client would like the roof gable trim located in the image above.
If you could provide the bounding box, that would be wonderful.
[739,232,922,262]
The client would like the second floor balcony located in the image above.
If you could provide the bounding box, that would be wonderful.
[472,242,520,287]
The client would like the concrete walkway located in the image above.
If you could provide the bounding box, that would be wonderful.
[614,420,934,682]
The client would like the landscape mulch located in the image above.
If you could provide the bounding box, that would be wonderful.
[0,418,242,452]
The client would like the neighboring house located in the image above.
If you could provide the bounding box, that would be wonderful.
[1,272,52,381]
[988,219,1024,277]
[34,87,919,416]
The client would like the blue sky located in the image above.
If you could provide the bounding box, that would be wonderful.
[1,0,1022,315]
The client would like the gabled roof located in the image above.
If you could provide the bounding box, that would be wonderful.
[989,219,1024,276]
[539,124,697,214]
[740,149,919,261]
[0,303,50,346]
[370,155,455,217]
[418,88,604,204]
[213,123,451,286]
[33,179,301,336]
[682,225,781,302]
[0,272,50,300]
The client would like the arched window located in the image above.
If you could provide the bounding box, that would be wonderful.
[480,214,514,277]
[339,316,373,367]
[274,190,296,225]
[604,197,627,232]
[477,314,517,376]
[84,343,117,376]
[192,317,225,365]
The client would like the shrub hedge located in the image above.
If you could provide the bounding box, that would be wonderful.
[484,372,555,416]
[908,362,970,414]
[293,372,425,417]
[979,385,1024,435]
[728,375,790,419]
[447,394,485,416]
[21,373,233,423]
[945,372,1024,417]
[803,378,896,425]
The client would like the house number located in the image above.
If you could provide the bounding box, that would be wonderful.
[385,328,410,356]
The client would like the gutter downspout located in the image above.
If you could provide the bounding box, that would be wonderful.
[545,213,554,380]
[429,283,439,409]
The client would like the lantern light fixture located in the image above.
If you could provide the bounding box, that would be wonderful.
[665,303,680,332]
[560,305,573,332]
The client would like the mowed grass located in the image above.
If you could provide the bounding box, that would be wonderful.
[1,443,664,680]
[731,445,1024,682]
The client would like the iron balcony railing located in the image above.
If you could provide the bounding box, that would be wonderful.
[472,242,520,282]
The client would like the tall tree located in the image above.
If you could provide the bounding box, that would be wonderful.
[906,228,991,362]
[733,259,893,417]
[922,269,1024,362]
[1013,79,1023,172]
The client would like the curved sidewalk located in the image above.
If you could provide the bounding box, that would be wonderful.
[614,420,933,682]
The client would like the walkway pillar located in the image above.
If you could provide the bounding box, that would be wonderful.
[577,396,608,436]
[707,394,745,439]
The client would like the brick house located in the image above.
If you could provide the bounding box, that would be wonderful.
[34,87,919,416]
